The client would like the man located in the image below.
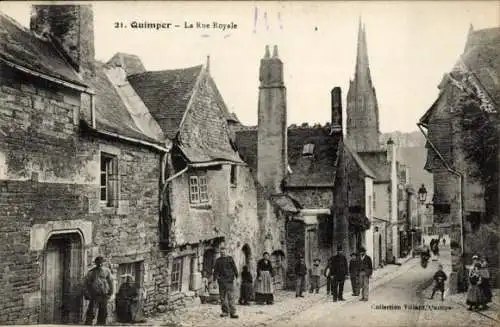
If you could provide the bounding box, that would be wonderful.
[83,256,114,325]
[329,245,348,302]
[295,257,307,298]
[213,242,239,319]
[358,247,373,301]
[349,252,360,296]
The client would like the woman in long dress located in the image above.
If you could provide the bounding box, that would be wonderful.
[254,252,275,305]
[466,263,485,311]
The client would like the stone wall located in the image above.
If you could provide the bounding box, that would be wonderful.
[0,64,168,324]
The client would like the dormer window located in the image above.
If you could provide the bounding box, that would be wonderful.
[302,143,315,156]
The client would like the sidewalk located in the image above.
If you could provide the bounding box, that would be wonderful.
[144,257,419,327]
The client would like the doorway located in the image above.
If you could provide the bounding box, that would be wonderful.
[240,244,252,272]
[378,234,383,266]
[41,233,83,324]
[203,248,216,279]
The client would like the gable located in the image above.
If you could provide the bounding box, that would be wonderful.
[178,71,242,164]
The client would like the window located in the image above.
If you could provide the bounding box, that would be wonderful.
[302,143,315,156]
[117,261,144,288]
[171,257,183,293]
[100,153,118,207]
[230,165,238,187]
[189,174,209,204]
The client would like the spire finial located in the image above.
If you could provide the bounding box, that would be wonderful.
[272,45,279,58]
[264,45,270,59]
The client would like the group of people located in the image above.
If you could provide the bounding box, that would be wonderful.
[465,255,493,311]
[207,242,375,320]
[82,256,145,326]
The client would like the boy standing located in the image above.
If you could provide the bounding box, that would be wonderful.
[309,259,321,294]
[429,264,447,301]
[295,257,307,298]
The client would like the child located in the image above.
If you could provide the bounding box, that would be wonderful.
[466,263,485,311]
[199,271,209,304]
[429,264,447,301]
[309,259,321,294]
[239,265,253,305]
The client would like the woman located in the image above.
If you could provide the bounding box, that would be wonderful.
[115,274,146,323]
[466,263,485,311]
[254,252,275,305]
[479,257,492,309]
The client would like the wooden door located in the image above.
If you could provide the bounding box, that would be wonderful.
[42,234,83,324]
[42,238,65,323]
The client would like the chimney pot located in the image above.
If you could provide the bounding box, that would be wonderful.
[330,87,342,134]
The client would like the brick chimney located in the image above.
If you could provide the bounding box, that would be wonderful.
[30,4,95,77]
[330,87,342,134]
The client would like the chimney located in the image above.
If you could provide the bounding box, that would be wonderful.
[330,87,342,134]
[30,4,95,77]
[386,138,395,163]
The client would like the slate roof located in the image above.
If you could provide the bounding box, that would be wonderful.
[234,126,342,188]
[357,150,391,182]
[343,141,377,179]
[269,194,302,213]
[128,65,203,139]
[0,11,85,87]
[89,61,162,144]
[461,27,500,106]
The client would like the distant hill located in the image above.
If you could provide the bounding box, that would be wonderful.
[380,131,426,148]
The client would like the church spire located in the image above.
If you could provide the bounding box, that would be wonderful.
[355,18,372,86]
[345,20,381,152]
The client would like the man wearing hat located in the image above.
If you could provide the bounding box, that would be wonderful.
[328,245,348,301]
[84,256,114,325]
[358,247,373,301]
[213,242,239,319]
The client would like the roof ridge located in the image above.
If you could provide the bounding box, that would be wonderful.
[129,64,203,77]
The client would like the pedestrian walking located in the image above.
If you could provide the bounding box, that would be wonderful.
[358,247,373,301]
[329,245,348,302]
[349,252,360,296]
[479,257,492,309]
[255,252,275,305]
[83,256,114,325]
[213,242,239,319]
[295,257,307,297]
[429,264,447,301]
[238,265,253,305]
[309,259,321,294]
[466,263,486,311]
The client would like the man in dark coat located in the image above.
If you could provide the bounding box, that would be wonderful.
[83,256,114,325]
[349,253,361,296]
[213,242,239,319]
[295,257,307,298]
[358,247,373,301]
[329,245,348,302]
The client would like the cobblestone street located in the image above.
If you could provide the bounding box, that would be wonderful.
[142,250,499,327]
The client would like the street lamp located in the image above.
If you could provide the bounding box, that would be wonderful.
[418,184,427,204]
[417,184,427,246]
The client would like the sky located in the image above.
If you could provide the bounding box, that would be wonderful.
[0,1,498,133]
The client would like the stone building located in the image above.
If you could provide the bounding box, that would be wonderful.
[418,26,500,288]
[0,3,285,323]
[0,5,171,324]
[233,46,353,290]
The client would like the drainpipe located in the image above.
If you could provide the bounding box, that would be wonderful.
[417,123,464,255]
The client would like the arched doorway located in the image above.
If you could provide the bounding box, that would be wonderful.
[378,234,383,266]
[41,232,83,324]
[203,248,216,279]
[240,244,252,271]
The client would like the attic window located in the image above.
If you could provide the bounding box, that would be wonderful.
[302,143,315,156]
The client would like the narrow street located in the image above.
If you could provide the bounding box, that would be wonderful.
[145,250,498,327]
